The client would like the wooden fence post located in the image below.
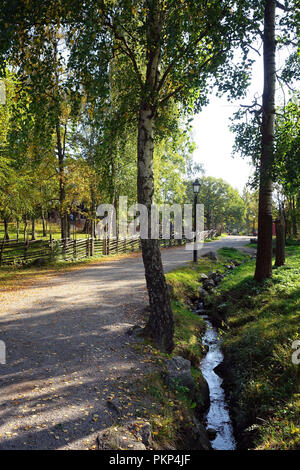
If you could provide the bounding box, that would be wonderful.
[24,237,29,262]
[0,237,6,266]
[90,227,94,256]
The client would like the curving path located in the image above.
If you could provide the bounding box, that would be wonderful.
[0,236,252,449]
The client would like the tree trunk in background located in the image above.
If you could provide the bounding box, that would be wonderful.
[297,193,300,234]
[16,220,19,242]
[275,209,285,267]
[42,211,47,237]
[3,219,9,240]
[138,104,174,353]
[254,0,276,281]
[67,214,71,239]
[31,218,36,240]
[292,197,297,237]
[23,217,27,241]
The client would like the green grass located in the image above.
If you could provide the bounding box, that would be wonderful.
[204,232,228,243]
[133,367,200,449]
[166,247,250,304]
[171,300,206,366]
[0,219,88,241]
[209,243,300,450]
[247,242,258,249]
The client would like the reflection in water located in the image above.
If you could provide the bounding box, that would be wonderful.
[200,314,236,450]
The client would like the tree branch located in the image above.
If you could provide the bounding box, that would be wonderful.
[157,28,211,94]
[158,54,216,107]
[103,16,144,89]
[276,1,287,11]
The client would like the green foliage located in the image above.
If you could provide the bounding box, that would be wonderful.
[185,176,246,231]
[274,94,300,195]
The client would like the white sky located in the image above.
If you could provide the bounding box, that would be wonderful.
[192,96,255,194]
[191,44,293,194]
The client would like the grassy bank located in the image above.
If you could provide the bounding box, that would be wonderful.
[140,244,299,449]
[209,241,300,450]
[130,247,251,449]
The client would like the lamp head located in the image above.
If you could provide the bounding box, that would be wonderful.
[193,178,201,194]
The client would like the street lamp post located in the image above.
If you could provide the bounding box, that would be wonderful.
[192,179,201,263]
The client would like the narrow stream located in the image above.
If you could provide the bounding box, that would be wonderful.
[198,309,236,450]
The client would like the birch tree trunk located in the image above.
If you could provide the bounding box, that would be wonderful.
[137,4,174,352]
[56,120,67,240]
[255,0,276,281]
[137,105,174,353]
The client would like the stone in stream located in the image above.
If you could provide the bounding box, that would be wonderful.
[213,361,228,378]
[194,301,205,314]
[188,418,212,450]
[208,271,224,284]
[202,279,215,291]
[207,427,217,441]
[198,273,209,282]
[197,287,208,301]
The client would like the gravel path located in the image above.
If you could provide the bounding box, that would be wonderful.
[0,236,252,449]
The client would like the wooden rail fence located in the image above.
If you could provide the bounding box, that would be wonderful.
[0,230,217,266]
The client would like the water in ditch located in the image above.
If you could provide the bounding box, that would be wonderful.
[197,307,236,450]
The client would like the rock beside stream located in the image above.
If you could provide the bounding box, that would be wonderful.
[165,356,195,390]
[202,279,215,291]
[198,287,209,301]
[97,420,152,450]
[186,418,212,450]
[164,356,210,414]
